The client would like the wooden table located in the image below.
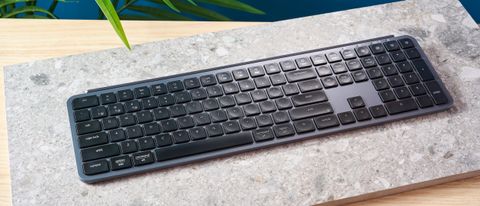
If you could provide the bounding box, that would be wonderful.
[1,19,479,205]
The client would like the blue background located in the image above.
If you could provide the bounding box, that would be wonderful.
[37,0,480,23]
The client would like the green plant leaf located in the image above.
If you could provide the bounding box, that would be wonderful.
[195,0,264,14]
[0,0,35,8]
[162,0,180,13]
[95,0,131,50]
[22,14,50,19]
[127,5,190,20]
[148,0,230,21]
[186,0,197,6]
[3,5,57,18]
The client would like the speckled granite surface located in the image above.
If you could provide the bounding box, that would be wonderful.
[5,0,480,205]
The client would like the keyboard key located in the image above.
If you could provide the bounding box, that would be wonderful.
[337,111,356,125]
[102,117,119,130]
[153,108,170,120]
[119,114,136,127]
[396,61,413,73]
[91,106,108,119]
[206,86,223,98]
[108,103,125,115]
[133,151,155,166]
[210,110,228,122]
[78,132,108,148]
[394,87,411,99]
[172,130,190,143]
[267,87,284,99]
[280,60,297,71]
[272,111,290,124]
[341,49,357,60]
[239,117,257,130]
[311,54,327,65]
[251,90,268,101]
[361,56,377,68]
[405,48,421,59]
[293,119,315,133]
[291,90,328,106]
[256,114,273,127]
[298,79,322,92]
[387,75,404,87]
[314,114,340,129]
[111,156,132,171]
[100,93,117,104]
[161,119,178,132]
[167,80,184,92]
[222,121,241,134]
[390,51,406,62]
[381,64,398,76]
[384,40,400,51]
[273,124,295,138]
[140,97,156,109]
[378,90,396,102]
[326,51,342,62]
[73,96,99,110]
[124,100,141,112]
[385,98,418,115]
[353,108,372,121]
[416,95,434,108]
[412,59,434,81]
[239,79,256,91]
[118,90,134,101]
[347,96,365,109]
[259,101,277,113]
[189,127,207,140]
[200,74,217,86]
[219,95,236,107]
[223,82,239,94]
[155,132,253,161]
[372,78,390,91]
[233,69,249,80]
[126,125,143,138]
[409,83,427,96]
[282,84,300,96]
[403,72,420,84]
[355,46,371,57]
[81,144,120,161]
[248,66,265,77]
[83,160,109,175]
[138,137,156,150]
[285,68,317,82]
[121,140,138,153]
[424,81,448,105]
[370,43,385,54]
[134,87,151,98]
[184,78,201,89]
[265,63,281,74]
[270,74,287,85]
[137,110,154,123]
[169,105,186,117]
[243,104,261,116]
[398,38,414,49]
[206,124,224,137]
[151,84,167,95]
[366,67,383,79]
[144,122,161,135]
[289,102,333,120]
[352,70,368,82]
[226,107,244,119]
[369,105,388,118]
[295,57,312,68]
[375,53,392,65]
[346,59,362,71]
[155,134,173,147]
[321,76,338,88]
[254,77,271,88]
[74,109,90,122]
[331,62,348,74]
[76,120,102,135]
[316,65,333,77]
[158,94,175,106]
[216,72,233,83]
[193,113,211,125]
[253,128,275,142]
[110,129,126,142]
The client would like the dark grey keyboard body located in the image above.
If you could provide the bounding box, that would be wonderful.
[67,35,453,183]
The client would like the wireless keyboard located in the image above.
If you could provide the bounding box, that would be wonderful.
[67,35,453,183]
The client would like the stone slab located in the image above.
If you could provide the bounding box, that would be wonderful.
[5,0,480,205]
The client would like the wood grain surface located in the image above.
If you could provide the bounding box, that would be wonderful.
[0,19,479,206]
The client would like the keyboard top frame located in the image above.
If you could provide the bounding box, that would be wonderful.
[67,35,453,183]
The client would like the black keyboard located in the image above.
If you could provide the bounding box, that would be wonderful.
[67,35,453,183]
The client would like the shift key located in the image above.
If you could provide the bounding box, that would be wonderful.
[81,144,120,161]
[289,102,334,120]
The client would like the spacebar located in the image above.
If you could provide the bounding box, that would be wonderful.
[155,132,254,161]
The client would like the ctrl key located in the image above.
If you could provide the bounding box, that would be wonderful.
[83,160,109,175]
